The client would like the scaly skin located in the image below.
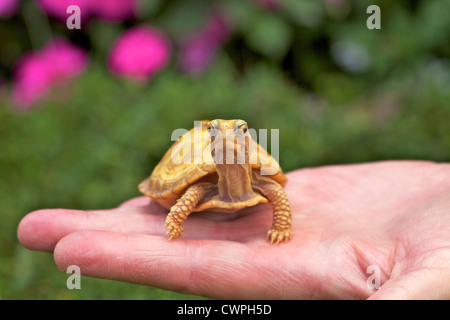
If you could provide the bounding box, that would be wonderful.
[165,183,206,240]
[261,182,293,245]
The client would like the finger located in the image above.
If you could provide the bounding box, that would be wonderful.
[18,209,90,252]
[118,196,150,207]
[17,203,166,252]
[368,249,450,300]
[53,230,289,299]
[368,269,450,300]
[17,203,275,252]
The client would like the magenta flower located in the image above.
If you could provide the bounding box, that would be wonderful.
[108,25,170,81]
[179,12,230,75]
[37,0,91,21]
[37,0,137,23]
[91,0,137,22]
[12,39,88,110]
[254,0,281,10]
[0,0,19,17]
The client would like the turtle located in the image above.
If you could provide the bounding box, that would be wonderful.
[138,119,293,244]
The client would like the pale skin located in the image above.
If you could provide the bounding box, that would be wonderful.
[17,161,450,299]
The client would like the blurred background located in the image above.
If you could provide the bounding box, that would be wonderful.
[1,0,449,299]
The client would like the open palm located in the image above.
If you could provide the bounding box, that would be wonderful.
[18,161,450,299]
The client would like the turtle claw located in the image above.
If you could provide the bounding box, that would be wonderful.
[164,215,183,240]
[266,228,292,245]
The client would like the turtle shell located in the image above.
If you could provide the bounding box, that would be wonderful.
[138,120,287,211]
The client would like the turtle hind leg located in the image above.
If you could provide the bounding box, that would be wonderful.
[165,183,208,240]
[258,181,293,245]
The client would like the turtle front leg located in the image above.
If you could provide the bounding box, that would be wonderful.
[165,183,207,240]
[260,181,293,245]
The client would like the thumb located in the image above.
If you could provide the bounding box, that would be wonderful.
[368,253,450,300]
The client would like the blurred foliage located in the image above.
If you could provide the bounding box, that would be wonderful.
[1,0,450,299]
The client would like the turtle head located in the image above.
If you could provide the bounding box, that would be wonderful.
[207,119,251,165]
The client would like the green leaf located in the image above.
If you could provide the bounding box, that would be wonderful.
[283,0,324,28]
[138,0,163,18]
[245,12,293,60]
[155,0,209,38]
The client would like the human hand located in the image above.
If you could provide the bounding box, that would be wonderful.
[17,161,450,299]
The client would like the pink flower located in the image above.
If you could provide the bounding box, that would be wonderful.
[44,39,89,77]
[108,25,170,81]
[12,39,88,110]
[37,0,137,23]
[179,12,230,75]
[0,0,19,17]
[37,0,92,21]
[254,0,281,10]
[91,0,137,22]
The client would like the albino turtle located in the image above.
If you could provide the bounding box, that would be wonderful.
[138,119,292,244]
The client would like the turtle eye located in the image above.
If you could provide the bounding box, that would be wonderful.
[207,122,217,136]
[236,123,248,136]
